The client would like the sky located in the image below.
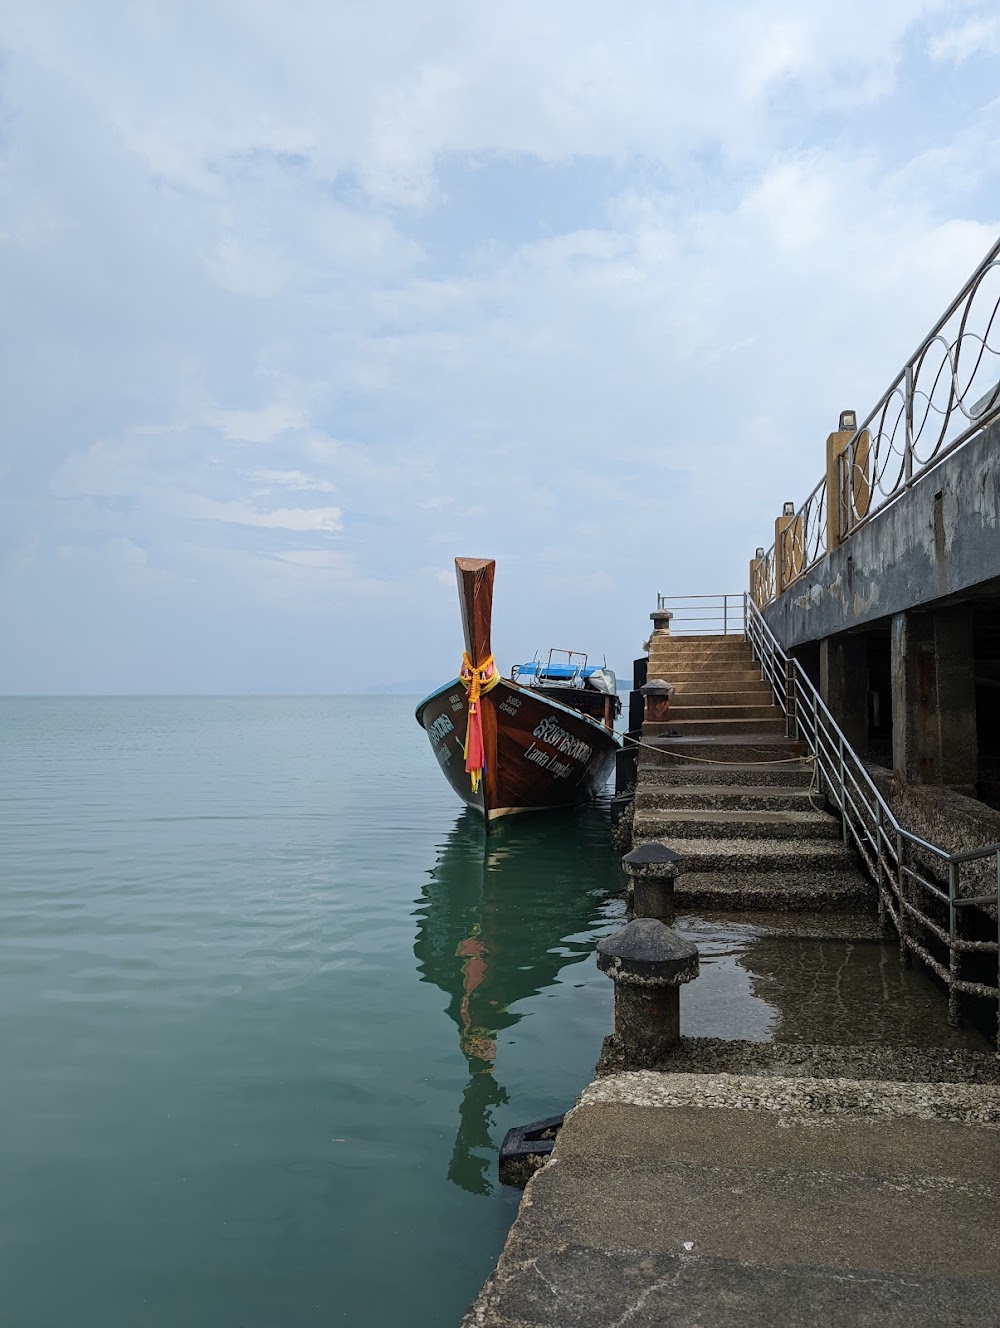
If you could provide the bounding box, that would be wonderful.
[1,1,998,694]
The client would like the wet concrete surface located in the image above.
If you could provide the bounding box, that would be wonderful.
[465,896,998,1326]
[672,912,992,1052]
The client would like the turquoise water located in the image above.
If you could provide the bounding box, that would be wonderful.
[1,696,984,1327]
[0,696,626,1327]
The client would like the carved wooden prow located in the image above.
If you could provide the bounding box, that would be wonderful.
[455,558,495,667]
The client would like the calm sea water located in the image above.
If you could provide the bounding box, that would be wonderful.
[0,696,627,1328]
[0,696,983,1327]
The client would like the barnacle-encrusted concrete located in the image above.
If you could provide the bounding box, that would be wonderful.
[462,1070,1000,1327]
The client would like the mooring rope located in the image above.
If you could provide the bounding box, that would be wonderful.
[614,731,828,811]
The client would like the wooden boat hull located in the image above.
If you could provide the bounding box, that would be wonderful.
[416,676,619,823]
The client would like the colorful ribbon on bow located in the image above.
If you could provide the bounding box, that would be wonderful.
[459,651,500,792]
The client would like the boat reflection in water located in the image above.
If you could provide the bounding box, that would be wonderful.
[413,807,622,1195]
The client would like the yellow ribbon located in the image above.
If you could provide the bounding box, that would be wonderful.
[459,652,501,702]
[459,653,501,792]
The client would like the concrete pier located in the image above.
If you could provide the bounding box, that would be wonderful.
[464,1063,1000,1328]
[462,618,999,1326]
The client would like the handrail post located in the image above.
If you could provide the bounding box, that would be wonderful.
[723,596,727,636]
[996,849,1000,1052]
[875,801,888,936]
[784,657,796,737]
[896,831,911,968]
[947,861,961,1026]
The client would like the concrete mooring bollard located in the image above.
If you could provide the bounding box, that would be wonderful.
[596,918,699,1068]
[649,608,673,637]
[641,678,675,724]
[622,843,685,923]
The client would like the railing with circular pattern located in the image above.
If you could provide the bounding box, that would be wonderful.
[755,235,1000,604]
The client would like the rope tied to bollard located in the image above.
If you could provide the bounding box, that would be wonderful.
[616,733,827,811]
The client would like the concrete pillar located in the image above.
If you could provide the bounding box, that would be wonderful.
[826,417,871,549]
[933,606,978,794]
[774,509,795,595]
[749,547,766,605]
[819,633,869,753]
[597,919,699,1068]
[891,608,977,792]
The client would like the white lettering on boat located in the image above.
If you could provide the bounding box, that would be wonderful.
[522,741,576,780]
[428,714,455,747]
[531,715,593,764]
[498,695,522,717]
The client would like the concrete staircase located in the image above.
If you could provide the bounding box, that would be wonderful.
[636,634,873,912]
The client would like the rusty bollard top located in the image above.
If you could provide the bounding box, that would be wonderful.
[596,918,699,988]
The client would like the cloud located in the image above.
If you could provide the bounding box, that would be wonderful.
[0,1,998,690]
[208,405,307,443]
[247,468,336,493]
[185,498,343,532]
[929,16,1000,64]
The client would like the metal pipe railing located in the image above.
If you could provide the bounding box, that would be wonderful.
[654,593,746,636]
[743,591,1000,1044]
[753,235,1000,607]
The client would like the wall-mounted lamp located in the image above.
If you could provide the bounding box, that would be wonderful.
[755,547,765,558]
[782,501,795,517]
[839,409,857,432]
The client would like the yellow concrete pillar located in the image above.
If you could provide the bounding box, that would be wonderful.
[826,410,871,548]
[749,549,763,604]
[774,505,795,595]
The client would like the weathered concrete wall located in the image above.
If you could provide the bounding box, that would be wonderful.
[763,417,1000,650]
[866,764,1000,907]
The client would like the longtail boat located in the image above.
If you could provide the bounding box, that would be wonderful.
[415,558,621,826]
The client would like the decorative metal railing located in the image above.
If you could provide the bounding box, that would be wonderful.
[744,592,1000,1044]
[654,593,745,636]
[755,235,1000,605]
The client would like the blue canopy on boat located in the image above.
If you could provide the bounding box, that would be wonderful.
[512,662,603,679]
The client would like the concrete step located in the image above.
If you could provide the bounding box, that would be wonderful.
[641,734,805,765]
[651,670,767,688]
[635,784,818,812]
[649,654,756,670]
[668,704,783,723]
[671,867,873,910]
[665,688,774,707]
[650,633,747,648]
[466,1074,1000,1327]
[637,761,814,788]
[645,716,787,737]
[630,834,858,874]
[650,650,755,668]
[634,807,840,841]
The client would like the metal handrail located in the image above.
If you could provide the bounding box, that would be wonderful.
[754,235,1000,606]
[744,591,1000,1044]
[654,593,745,636]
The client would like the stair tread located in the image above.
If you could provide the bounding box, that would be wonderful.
[642,784,812,796]
[636,807,834,825]
[633,835,855,860]
[638,761,812,772]
[643,734,801,747]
